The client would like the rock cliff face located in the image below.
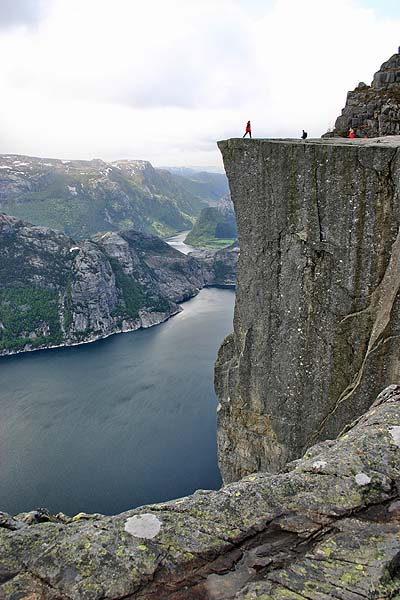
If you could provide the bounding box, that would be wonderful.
[329,53,400,137]
[216,136,400,482]
[189,242,239,287]
[2,385,400,599]
[0,214,234,356]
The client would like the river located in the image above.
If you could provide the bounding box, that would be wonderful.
[0,283,235,516]
[164,230,194,254]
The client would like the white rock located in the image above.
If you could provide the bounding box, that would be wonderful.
[355,473,371,486]
[124,514,162,539]
[389,426,400,446]
[312,460,327,470]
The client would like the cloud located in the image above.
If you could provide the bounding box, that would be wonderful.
[0,0,399,166]
[0,0,46,29]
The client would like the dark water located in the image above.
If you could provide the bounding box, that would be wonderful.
[0,288,234,516]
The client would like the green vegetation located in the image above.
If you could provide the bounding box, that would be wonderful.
[0,158,216,240]
[0,287,62,351]
[185,206,237,249]
[109,259,147,319]
[109,258,171,319]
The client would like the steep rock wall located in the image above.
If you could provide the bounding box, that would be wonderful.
[216,136,400,482]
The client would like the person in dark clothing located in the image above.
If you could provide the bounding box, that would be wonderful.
[243,121,251,138]
[301,130,307,140]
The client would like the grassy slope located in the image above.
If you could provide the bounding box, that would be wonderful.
[185,206,237,249]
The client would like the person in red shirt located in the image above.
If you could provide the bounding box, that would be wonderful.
[348,127,355,139]
[243,120,252,138]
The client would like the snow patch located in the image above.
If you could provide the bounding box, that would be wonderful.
[68,185,78,196]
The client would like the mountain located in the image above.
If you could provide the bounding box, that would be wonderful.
[163,168,229,203]
[185,196,237,248]
[0,213,236,355]
[325,53,400,137]
[0,155,211,240]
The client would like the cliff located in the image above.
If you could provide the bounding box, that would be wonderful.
[216,136,400,482]
[328,53,400,137]
[2,385,400,599]
[0,214,235,356]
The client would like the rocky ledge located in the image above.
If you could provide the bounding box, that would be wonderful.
[1,384,400,599]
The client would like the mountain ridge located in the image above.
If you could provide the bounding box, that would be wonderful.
[0,153,227,240]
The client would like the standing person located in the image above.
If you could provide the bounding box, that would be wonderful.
[348,127,355,139]
[301,130,307,140]
[243,121,251,138]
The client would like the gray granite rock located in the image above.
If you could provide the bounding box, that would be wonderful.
[328,53,400,137]
[1,385,400,599]
[216,136,400,482]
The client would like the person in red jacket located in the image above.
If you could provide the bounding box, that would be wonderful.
[243,120,251,138]
[348,127,355,139]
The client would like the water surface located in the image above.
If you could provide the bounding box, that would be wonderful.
[164,230,194,254]
[0,288,234,516]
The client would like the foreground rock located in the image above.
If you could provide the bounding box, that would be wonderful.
[1,385,400,599]
[327,53,400,137]
[216,136,400,482]
[0,214,233,356]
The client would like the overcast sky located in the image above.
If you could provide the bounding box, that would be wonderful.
[0,0,399,168]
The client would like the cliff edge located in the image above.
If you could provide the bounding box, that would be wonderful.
[216,136,400,482]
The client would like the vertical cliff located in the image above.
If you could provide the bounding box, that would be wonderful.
[216,136,400,483]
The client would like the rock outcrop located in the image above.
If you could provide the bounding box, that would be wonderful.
[0,214,235,356]
[189,242,239,287]
[2,385,400,599]
[216,136,400,482]
[328,53,400,137]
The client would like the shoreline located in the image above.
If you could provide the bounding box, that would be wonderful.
[0,284,236,359]
[0,307,182,359]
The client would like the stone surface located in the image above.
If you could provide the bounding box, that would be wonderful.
[1,385,400,599]
[216,136,400,482]
[327,53,400,137]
